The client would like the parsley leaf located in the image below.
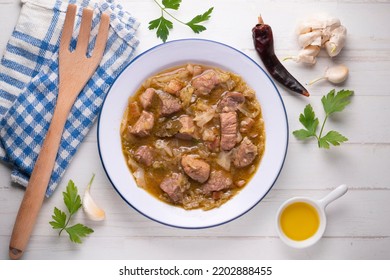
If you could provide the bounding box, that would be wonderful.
[63,180,82,215]
[149,0,213,42]
[148,16,173,43]
[322,89,353,115]
[49,207,67,230]
[292,129,314,140]
[65,224,94,244]
[293,104,319,140]
[293,104,319,139]
[319,131,348,149]
[162,0,181,10]
[293,89,353,149]
[187,7,214,34]
[49,178,94,243]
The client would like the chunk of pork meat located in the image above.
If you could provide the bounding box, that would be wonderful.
[220,112,238,151]
[134,145,154,166]
[130,111,155,137]
[140,88,155,109]
[232,137,258,168]
[176,115,197,140]
[160,173,188,203]
[217,91,245,112]
[191,69,230,95]
[157,90,182,116]
[181,155,210,183]
[202,170,233,195]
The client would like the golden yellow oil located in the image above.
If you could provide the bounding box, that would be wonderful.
[280,202,320,241]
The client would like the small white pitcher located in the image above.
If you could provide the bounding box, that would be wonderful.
[276,184,348,249]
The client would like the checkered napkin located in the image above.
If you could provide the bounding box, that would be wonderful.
[0,0,139,197]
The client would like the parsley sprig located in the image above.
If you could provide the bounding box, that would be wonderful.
[49,180,93,243]
[149,0,214,42]
[293,89,353,149]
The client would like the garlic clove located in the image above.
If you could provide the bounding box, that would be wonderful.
[325,25,347,57]
[303,45,321,57]
[298,30,322,47]
[296,24,312,35]
[83,174,106,221]
[325,64,349,84]
[309,64,349,85]
[284,46,320,64]
[297,55,317,65]
[321,16,341,31]
[311,35,322,47]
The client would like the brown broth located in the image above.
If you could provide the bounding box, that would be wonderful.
[121,64,265,210]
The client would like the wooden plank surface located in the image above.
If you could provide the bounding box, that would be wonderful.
[0,0,389,260]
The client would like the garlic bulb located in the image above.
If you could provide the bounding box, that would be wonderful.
[288,14,347,64]
[83,174,106,221]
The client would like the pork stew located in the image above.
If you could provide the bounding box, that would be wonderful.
[121,64,265,210]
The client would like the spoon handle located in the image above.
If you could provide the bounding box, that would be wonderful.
[318,184,348,209]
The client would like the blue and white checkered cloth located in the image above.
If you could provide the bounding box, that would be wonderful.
[0,0,139,197]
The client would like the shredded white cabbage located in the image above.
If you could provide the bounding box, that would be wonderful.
[216,151,232,171]
[133,168,146,188]
[193,108,215,128]
[237,103,259,118]
[155,139,173,157]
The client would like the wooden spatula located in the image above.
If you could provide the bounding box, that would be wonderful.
[9,4,109,260]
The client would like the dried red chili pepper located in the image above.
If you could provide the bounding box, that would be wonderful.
[252,16,309,97]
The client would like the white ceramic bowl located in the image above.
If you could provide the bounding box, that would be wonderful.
[98,39,288,229]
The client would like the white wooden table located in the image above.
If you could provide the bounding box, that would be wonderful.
[1,0,389,260]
